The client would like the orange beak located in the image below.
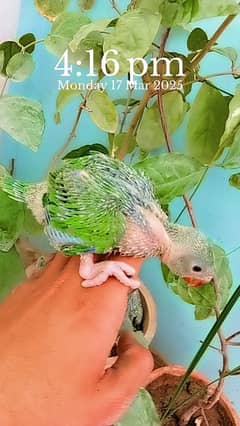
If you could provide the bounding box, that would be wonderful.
[183,277,210,288]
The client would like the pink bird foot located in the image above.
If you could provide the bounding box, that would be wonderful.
[79,253,140,289]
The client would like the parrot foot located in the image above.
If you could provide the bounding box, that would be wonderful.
[79,254,140,289]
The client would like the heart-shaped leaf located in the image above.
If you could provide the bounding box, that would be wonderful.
[134,153,205,204]
[0,96,45,151]
[6,52,35,82]
[86,90,119,133]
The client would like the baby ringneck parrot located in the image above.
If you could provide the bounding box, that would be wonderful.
[1,153,214,289]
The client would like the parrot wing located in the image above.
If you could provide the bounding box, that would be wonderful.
[44,155,128,255]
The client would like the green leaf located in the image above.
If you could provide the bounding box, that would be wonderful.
[193,0,240,20]
[112,133,136,158]
[34,0,70,20]
[195,306,213,320]
[137,92,187,151]
[211,47,238,68]
[45,11,91,62]
[116,389,160,426]
[0,191,24,252]
[0,247,25,302]
[78,0,95,9]
[136,0,199,26]
[0,51,4,74]
[220,85,240,148]
[23,207,44,235]
[86,90,119,133]
[187,84,230,164]
[70,19,111,52]
[222,128,240,168]
[19,33,36,54]
[0,96,45,151]
[113,98,139,107]
[6,52,35,82]
[229,173,240,189]
[134,153,205,204]
[0,41,21,76]
[63,143,108,159]
[54,88,82,124]
[187,28,208,51]
[103,9,160,74]
[212,244,232,310]
[162,244,232,319]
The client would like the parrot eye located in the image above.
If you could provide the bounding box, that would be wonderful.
[192,265,202,272]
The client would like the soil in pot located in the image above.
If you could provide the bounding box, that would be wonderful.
[147,371,236,426]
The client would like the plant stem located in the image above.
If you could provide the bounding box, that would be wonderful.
[109,0,121,15]
[160,284,240,423]
[120,86,134,133]
[22,38,46,52]
[48,97,88,173]
[120,89,152,160]
[0,77,9,97]
[190,14,237,70]
[157,29,197,228]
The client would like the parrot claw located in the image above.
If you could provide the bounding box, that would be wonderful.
[79,254,140,289]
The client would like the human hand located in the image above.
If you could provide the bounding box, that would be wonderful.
[0,255,154,426]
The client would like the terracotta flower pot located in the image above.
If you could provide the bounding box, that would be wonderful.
[106,282,157,369]
[148,365,240,425]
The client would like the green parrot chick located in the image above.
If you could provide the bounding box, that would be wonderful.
[0,153,214,289]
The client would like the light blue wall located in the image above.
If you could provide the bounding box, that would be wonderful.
[1,0,240,413]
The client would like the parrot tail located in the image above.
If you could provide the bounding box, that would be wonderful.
[0,174,27,203]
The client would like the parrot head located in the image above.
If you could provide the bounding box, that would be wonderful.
[162,224,214,287]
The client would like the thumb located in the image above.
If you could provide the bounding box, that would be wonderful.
[94,332,154,424]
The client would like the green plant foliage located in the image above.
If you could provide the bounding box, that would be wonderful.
[0,191,24,252]
[45,11,91,62]
[0,41,21,76]
[229,173,240,189]
[64,143,108,159]
[0,51,4,73]
[18,33,36,54]
[6,52,35,82]
[136,0,199,26]
[0,96,45,151]
[220,85,240,147]
[54,88,82,124]
[222,128,240,168]
[187,84,230,164]
[111,133,136,158]
[70,19,112,52]
[134,153,205,204]
[86,90,119,133]
[23,207,44,235]
[187,28,208,51]
[211,47,238,68]
[193,0,240,20]
[78,0,95,10]
[34,0,70,20]
[0,247,26,302]
[162,244,232,320]
[116,389,160,426]
[137,92,188,151]
[103,9,160,74]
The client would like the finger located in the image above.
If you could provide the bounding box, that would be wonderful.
[96,332,154,415]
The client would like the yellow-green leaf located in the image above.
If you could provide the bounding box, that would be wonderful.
[134,153,205,204]
[6,52,35,82]
[0,96,45,151]
[103,9,160,74]
[54,88,82,124]
[220,85,240,148]
[86,90,118,133]
[187,84,229,164]
[34,0,70,21]
[137,92,187,151]
[70,19,111,52]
